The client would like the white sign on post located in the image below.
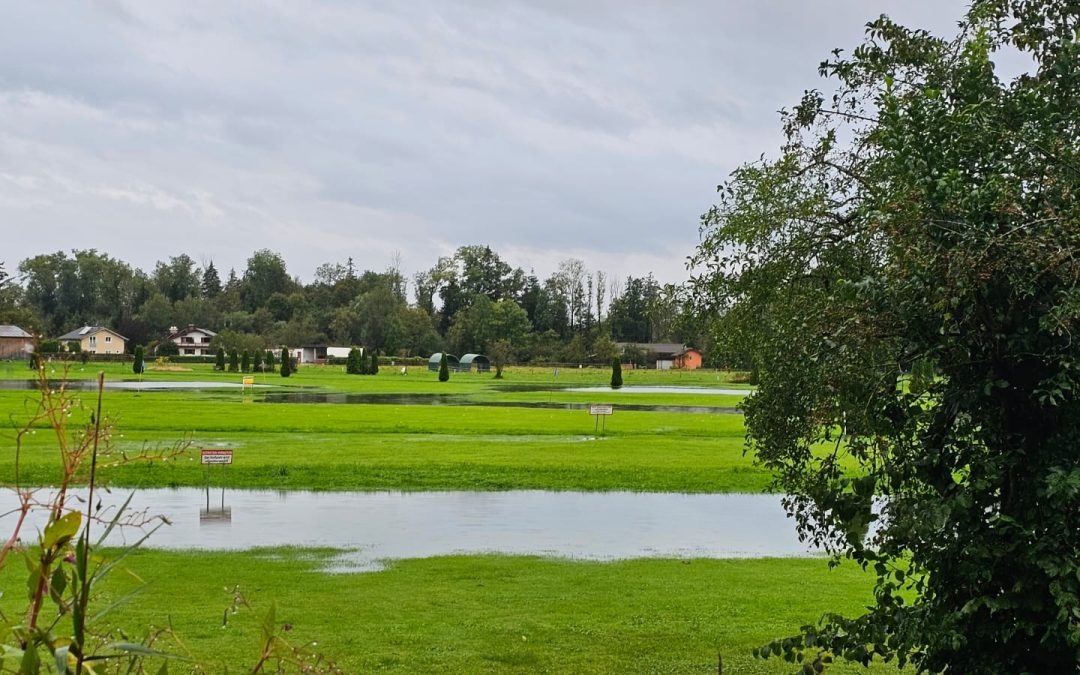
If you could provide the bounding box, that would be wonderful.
[589,404,613,416]
[200,449,234,465]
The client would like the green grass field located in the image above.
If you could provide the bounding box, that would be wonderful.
[0,363,762,492]
[0,550,889,674]
[0,361,895,672]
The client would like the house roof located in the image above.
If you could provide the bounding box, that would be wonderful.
[615,342,687,356]
[0,325,32,339]
[58,326,128,342]
[166,325,217,339]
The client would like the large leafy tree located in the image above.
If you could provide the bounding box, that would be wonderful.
[691,2,1079,672]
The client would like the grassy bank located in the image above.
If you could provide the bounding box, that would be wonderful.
[0,549,889,673]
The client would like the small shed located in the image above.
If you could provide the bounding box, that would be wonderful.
[459,353,490,373]
[427,353,459,372]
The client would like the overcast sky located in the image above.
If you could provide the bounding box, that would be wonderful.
[0,1,968,288]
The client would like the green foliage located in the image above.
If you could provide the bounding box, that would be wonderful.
[691,3,1080,671]
[215,347,226,372]
[252,349,263,372]
[264,350,276,373]
[241,350,250,373]
[39,339,61,354]
[610,357,622,388]
[228,350,239,373]
[279,346,292,378]
[438,352,450,382]
[345,348,363,375]
[490,339,512,379]
[155,340,180,357]
[369,350,379,376]
[132,345,145,374]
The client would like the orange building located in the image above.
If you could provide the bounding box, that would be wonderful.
[673,348,703,369]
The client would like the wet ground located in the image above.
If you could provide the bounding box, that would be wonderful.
[257,392,739,414]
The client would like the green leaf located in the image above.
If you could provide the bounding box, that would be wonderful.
[43,511,82,550]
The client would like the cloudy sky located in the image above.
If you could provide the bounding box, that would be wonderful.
[0,1,967,288]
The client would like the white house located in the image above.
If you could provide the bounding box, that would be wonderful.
[164,324,217,356]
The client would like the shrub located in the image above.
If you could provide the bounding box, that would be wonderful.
[215,347,226,371]
[438,352,449,382]
[280,346,292,377]
[133,345,145,374]
[610,357,623,388]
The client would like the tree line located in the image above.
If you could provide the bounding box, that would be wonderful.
[0,246,707,364]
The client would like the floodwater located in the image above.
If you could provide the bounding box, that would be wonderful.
[0,379,269,391]
[566,386,751,396]
[258,392,738,414]
[1,488,816,571]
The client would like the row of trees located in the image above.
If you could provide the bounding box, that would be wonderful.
[0,247,706,365]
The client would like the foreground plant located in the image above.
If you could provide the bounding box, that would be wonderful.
[692,1,1079,671]
[2,363,341,673]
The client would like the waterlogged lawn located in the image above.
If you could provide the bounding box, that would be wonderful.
[1,390,764,492]
[0,550,896,673]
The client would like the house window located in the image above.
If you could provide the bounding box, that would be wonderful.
[184,349,195,355]
[89,336,96,347]
[105,336,112,343]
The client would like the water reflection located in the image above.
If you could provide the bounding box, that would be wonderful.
[1,488,817,572]
[200,485,232,524]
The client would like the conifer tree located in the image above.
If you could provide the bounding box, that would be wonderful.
[346,347,362,375]
[132,346,145,375]
[228,350,239,372]
[279,346,292,377]
[215,347,226,371]
[201,261,222,297]
[252,349,263,372]
[438,352,450,382]
[610,357,622,389]
[265,350,276,373]
[241,350,250,373]
[370,350,379,375]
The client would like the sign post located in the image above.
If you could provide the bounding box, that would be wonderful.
[589,404,614,435]
[200,448,233,524]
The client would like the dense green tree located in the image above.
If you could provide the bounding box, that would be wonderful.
[610,357,622,389]
[252,349,263,373]
[201,261,222,298]
[152,254,201,303]
[438,352,449,382]
[214,347,225,371]
[264,350,276,373]
[279,346,292,378]
[240,350,250,373]
[346,347,363,375]
[132,345,144,375]
[490,339,512,379]
[155,340,180,357]
[369,350,379,376]
[241,249,291,311]
[228,350,239,373]
[691,3,1080,671]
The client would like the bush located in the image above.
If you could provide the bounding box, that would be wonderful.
[241,350,251,373]
[265,349,276,373]
[280,346,292,377]
[215,347,226,371]
[610,357,623,388]
[133,345,145,374]
[252,349,263,372]
[346,348,362,375]
[438,352,450,382]
[156,340,180,357]
[228,350,239,372]
[370,350,379,376]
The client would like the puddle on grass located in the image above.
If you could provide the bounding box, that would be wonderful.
[565,386,751,396]
[258,392,738,414]
[0,489,817,572]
